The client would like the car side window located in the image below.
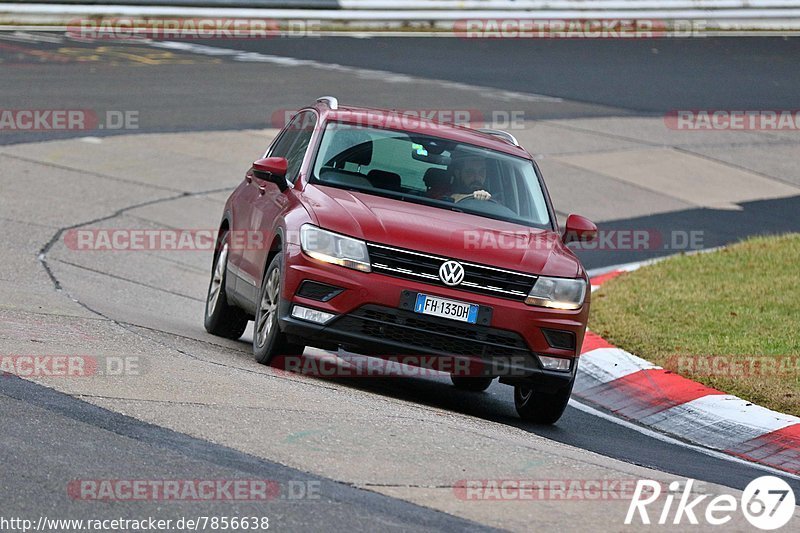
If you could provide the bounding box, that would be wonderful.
[268,111,317,184]
[268,121,300,159]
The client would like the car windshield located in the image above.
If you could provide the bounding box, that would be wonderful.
[310,122,552,229]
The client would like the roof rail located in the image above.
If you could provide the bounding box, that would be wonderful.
[316,96,339,110]
[477,128,520,147]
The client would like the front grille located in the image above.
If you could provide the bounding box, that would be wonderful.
[332,305,532,358]
[367,243,536,300]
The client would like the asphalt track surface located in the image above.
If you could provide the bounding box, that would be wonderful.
[1,34,799,530]
[188,36,800,113]
[0,376,496,532]
[4,36,800,132]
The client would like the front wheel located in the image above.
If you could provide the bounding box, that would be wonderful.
[253,253,304,365]
[514,379,574,424]
[204,238,248,339]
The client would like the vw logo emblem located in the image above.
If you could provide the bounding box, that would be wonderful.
[439,260,465,286]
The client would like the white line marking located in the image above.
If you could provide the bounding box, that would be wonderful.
[145,40,562,103]
[0,30,63,43]
[569,398,800,481]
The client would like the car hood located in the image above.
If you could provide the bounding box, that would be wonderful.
[301,185,581,278]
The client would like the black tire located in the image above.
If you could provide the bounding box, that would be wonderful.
[514,379,574,424]
[204,234,248,340]
[253,253,304,365]
[450,375,494,392]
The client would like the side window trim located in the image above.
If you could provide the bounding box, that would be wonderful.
[265,118,301,159]
[266,110,317,184]
[264,130,286,158]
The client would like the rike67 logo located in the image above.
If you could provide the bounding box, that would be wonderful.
[626,476,795,530]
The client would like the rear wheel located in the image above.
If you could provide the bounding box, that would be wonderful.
[253,253,304,365]
[450,375,494,392]
[204,238,248,339]
[514,379,574,424]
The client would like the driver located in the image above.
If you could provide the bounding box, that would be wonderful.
[448,152,492,202]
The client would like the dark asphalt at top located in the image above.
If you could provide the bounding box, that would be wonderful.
[3,36,800,140]
[203,36,800,113]
[2,34,798,524]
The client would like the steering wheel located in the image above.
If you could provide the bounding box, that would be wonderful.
[455,194,499,204]
[455,196,518,217]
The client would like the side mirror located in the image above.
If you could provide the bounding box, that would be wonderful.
[252,157,289,192]
[562,214,597,244]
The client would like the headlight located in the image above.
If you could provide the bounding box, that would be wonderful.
[525,276,586,310]
[300,224,371,272]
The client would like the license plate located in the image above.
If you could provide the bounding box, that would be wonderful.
[413,293,479,324]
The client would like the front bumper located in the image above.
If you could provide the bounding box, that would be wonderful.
[278,244,588,386]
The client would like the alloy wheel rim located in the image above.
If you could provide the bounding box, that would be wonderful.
[207,244,228,317]
[256,267,280,347]
[518,386,533,403]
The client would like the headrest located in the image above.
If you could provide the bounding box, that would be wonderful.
[423,167,450,188]
[367,169,402,191]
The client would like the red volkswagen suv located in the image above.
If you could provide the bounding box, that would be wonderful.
[204,97,597,423]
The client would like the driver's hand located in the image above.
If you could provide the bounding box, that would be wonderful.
[472,190,492,201]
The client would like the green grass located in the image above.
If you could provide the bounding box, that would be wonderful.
[590,234,800,416]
